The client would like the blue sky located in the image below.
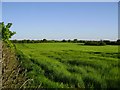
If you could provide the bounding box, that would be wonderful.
[2,2,118,40]
[0,1,1,39]
[2,0,119,2]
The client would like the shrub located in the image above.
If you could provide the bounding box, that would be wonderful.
[84,41,106,46]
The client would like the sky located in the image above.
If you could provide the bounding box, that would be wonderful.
[1,0,119,2]
[0,2,2,23]
[2,2,118,40]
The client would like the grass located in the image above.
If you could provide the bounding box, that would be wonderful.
[15,43,119,88]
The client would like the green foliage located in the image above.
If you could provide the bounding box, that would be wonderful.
[62,39,67,42]
[0,22,16,47]
[16,43,119,88]
[73,39,78,43]
[42,39,47,42]
[0,23,2,39]
[11,39,120,45]
[84,41,106,46]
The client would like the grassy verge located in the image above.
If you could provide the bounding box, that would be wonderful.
[2,43,26,88]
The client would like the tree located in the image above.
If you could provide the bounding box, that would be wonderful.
[0,23,2,39]
[117,39,120,42]
[73,39,77,43]
[68,39,71,42]
[42,39,47,42]
[117,39,120,45]
[98,41,106,46]
[1,22,16,47]
[62,39,67,42]
[84,41,106,46]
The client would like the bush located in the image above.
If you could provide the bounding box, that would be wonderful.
[98,41,106,46]
[84,41,106,46]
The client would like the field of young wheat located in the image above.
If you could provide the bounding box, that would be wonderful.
[15,43,119,88]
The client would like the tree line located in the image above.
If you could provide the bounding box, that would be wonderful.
[1,22,120,46]
[11,39,120,45]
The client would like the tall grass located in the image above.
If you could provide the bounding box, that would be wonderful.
[15,43,119,88]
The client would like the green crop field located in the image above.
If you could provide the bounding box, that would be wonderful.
[15,43,119,88]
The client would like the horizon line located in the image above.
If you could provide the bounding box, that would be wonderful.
[10,39,118,41]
